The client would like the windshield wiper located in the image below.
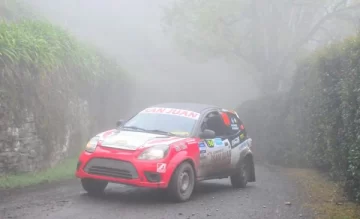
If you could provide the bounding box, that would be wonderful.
[145,129,176,136]
[121,126,148,132]
[121,126,176,136]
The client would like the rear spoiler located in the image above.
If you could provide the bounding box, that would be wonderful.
[229,109,240,118]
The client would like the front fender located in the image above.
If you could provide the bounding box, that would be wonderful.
[167,151,197,180]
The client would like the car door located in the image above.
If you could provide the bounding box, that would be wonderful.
[197,110,232,178]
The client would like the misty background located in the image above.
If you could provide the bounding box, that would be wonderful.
[22,0,258,116]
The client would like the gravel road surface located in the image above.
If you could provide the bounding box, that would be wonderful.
[0,164,313,219]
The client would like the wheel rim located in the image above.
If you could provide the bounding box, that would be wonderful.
[179,171,190,193]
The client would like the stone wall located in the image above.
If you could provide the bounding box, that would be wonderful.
[0,92,91,174]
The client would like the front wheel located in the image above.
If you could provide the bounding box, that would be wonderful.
[167,162,195,202]
[81,178,108,195]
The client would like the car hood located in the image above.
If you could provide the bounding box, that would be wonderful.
[96,129,185,150]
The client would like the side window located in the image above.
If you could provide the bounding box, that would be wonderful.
[201,111,229,137]
[227,112,247,141]
[226,112,240,135]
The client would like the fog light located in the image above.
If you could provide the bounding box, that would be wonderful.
[144,171,161,182]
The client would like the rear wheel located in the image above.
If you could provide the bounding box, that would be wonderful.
[168,162,195,202]
[230,161,249,188]
[81,178,108,195]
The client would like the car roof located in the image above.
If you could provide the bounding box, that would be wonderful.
[150,102,220,113]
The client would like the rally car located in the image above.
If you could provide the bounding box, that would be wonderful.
[75,102,255,202]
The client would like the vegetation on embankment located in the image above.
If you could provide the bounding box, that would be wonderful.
[237,33,360,204]
[0,158,77,189]
[288,168,360,219]
[0,19,131,132]
[0,10,133,175]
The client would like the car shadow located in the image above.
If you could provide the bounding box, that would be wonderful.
[79,180,256,204]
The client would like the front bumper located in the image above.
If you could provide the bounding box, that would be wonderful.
[75,149,174,188]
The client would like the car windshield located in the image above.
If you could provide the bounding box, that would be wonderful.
[122,107,199,137]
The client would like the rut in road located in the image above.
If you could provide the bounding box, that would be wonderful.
[0,165,313,219]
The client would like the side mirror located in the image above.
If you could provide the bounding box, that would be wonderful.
[116,119,124,127]
[199,129,216,139]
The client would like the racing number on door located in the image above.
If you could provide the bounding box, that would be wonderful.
[206,139,214,147]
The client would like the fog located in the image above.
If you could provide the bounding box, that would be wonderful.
[23,0,258,114]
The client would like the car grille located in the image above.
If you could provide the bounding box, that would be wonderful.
[84,158,138,179]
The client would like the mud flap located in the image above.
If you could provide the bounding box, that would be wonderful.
[248,161,256,182]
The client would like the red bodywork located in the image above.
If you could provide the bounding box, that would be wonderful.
[75,130,200,188]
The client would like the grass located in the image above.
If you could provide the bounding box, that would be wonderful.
[0,157,77,189]
[287,168,360,219]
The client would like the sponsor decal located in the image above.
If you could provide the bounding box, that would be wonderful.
[231,124,239,130]
[156,163,166,173]
[98,129,117,141]
[230,117,238,130]
[175,144,187,151]
[206,139,214,148]
[214,138,223,146]
[240,124,245,130]
[209,150,231,162]
[231,137,240,146]
[198,142,206,148]
[140,107,200,120]
[186,139,197,144]
[240,133,245,139]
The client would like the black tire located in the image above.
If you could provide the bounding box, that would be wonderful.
[230,161,249,188]
[81,178,108,195]
[167,162,195,202]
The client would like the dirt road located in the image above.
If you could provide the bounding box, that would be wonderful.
[0,165,313,219]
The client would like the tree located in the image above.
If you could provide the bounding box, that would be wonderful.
[163,0,360,94]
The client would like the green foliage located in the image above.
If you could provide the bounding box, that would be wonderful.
[291,35,360,202]
[0,157,77,189]
[0,20,112,86]
[0,19,132,166]
[237,33,360,202]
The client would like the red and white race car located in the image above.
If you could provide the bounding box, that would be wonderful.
[75,103,255,202]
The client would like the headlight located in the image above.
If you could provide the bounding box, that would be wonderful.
[85,136,99,153]
[137,144,169,160]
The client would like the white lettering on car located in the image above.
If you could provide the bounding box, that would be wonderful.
[174,144,187,152]
[231,137,240,147]
[140,107,200,120]
[210,150,231,162]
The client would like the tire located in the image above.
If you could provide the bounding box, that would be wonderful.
[167,162,195,202]
[230,161,249,188]
[81,178,108,195]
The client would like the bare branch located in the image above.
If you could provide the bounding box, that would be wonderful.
[278,3,360,71]
[332,0,348,11]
